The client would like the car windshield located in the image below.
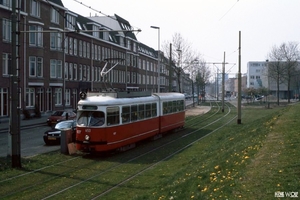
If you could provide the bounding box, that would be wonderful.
[77,111,105,127]
[55,121,73,129]
[52,111,65,116]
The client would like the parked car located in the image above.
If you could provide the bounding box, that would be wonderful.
[43,120,76,145]
[255,95,264,100]
[47,110,76,126]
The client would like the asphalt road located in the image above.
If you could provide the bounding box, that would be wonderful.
[0,125,60,158]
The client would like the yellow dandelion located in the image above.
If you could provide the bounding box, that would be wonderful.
[191,195,194,199]
[201,187,208,192]
[244,156,249,159]
[277,184,280,187]
[279,170,283,173]
[214,165,220,170]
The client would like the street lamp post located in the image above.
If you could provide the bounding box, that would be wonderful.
[150,26,160,93]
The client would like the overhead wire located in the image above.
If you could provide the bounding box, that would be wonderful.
[71,0,142,31]
[219,0,240,21]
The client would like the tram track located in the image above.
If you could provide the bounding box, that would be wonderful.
[0,122,46,134]
[0,102,236,199]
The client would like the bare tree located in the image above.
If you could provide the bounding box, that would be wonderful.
[267,42,300,104]
[267,45,286,105]
[195,58,211,102]
[279,42,300,103]
[162,32,195,93]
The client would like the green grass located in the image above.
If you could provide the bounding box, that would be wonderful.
[0,103,299,199]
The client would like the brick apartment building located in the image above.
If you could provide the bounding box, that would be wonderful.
[0,0,179,117]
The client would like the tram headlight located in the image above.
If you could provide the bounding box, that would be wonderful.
[85,134,90,141]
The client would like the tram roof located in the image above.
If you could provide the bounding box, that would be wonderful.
[78,94,158,106]
[78,92,185,106]
[153,92,185,101]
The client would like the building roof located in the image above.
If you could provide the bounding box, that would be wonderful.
[49,0,64,7]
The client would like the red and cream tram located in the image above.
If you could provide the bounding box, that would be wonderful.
[76,91,185,152]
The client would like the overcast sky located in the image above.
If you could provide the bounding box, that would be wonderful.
[61,0,300,74]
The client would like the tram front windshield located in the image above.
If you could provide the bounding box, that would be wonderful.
[77,111,105,127]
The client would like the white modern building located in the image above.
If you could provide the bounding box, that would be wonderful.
[247,61,268,89]
[247,61,300,99]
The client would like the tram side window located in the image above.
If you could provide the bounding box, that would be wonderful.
[178,100,184,111]
[163,102,168,114]
[172,101,177,112]
[122,106,130,123]
[107,106,120,126]
[151,103,157,116]
[168,101,173,113]
[138,104,145,119]
[145,104,151,118]
[131,105,138,121]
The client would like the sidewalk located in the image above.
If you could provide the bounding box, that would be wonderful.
[0,113,50,131]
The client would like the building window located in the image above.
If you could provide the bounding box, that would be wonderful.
[2,53,10,76]
[73,39,77,55]
[26,88,35,107]
[93,44,97,60]
[1,0,12,7]
[66,14,75,30]
[79,40,82,57]
[64,37,68,54]
[79,64,82,80]
[30,0,40,17]
[83,65,86,80]
[87,42,90,59]
[93,25,99,38]
[50,32,62,50]
[29,25,43,47]
[73,64,77,80]
[83,41,86,58]
[98,46,101,60]
[50,59,62,78]
[69,37,73,55]
[29,56,43,77]
[69,63,73,80]
[54,88,62,105]
[51,7,59,24]
[2,18,11,42]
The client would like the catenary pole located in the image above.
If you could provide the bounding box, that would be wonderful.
[237,31,242,124]
[10,0,21,167]
[222,52,225,113]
